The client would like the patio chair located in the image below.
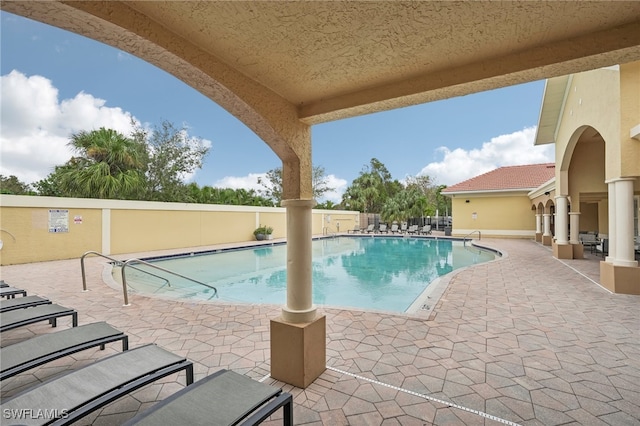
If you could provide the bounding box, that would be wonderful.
[400,223,408,233]
[123,369,293,426]
[0,321,128,380]
[0,286,27,299]
[0,344,193,426]
[420,225,432,235]
[378,224,388,233]
[347,225,361,234]
[579,232,598,253]
[390,224,399,234]
[0,295,52,313]
[407,225,418,234]
[364,224,375,233]
[0,304,78,332]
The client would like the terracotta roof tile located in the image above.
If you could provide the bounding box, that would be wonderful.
[442,163,555,193]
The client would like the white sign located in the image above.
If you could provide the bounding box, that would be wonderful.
[49,209,69,233]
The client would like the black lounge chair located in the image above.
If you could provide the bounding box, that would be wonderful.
[0,295,52,313]
[0,286,27,299]
[0,321,129,380]
[124,369,293,426]
[0,304,78,332]
[0,344,194,426]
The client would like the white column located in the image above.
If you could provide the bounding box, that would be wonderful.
[543,214,552,236]
[569,212,581,244]
[606,180,617,263]
[280,199,317,323]
[555,195,569,244]
[612,178,638,267]
[535,214,542,234]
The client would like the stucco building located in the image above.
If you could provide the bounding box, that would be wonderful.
[445,64,640,295]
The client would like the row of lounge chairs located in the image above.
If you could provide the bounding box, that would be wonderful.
[0,281,293,425]
[349,224,433,235]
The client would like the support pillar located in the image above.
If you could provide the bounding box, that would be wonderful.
[542,213,553,246]
[271,198,326,388]
[569,212,583,258]
[606,180,617,263]
[553,195,573,259]
[535,213,542,242]
[600,178,639,294]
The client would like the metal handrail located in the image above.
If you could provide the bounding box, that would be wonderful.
[463,230,481,245]
[81,251,170,294]
[121,258,218,306]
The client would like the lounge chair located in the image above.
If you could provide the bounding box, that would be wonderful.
[347,225,361,234]
[0,344,193,426]
[420,225,432,235]
[390,224,399,234]
[400,223,408,233]
[364,224,375,233]
[0,295,52,313]
[0,286,27,299]
[123,369,293,426]
[0,304,78,332]
[0,280,9,287]
[407,225,418,234]
[0,321,128,380]
[378,224,388,233]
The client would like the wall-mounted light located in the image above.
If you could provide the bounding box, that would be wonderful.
[544,191,550,196]
[465,200,470,203]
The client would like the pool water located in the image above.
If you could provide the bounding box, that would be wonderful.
[117,237,496,313]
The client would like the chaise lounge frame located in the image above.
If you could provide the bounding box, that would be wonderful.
[124,369,293,426]
[0,295,52,313]
[0,321,129,380]
[0,304,78,332]
[0,344,194,426]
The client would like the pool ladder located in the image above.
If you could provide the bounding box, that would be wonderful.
[463,230,481,246]
[81,251,218,306]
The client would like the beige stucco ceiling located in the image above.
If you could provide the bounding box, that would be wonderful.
[3,1,640,125]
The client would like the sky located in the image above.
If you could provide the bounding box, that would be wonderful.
[0,11,554,203]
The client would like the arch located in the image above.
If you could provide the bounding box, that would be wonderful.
[3,1,312,199]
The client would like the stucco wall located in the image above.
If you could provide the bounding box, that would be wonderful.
[0,195,358,265]
[450,193,535,238]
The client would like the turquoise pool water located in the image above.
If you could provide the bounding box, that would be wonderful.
[117,236,496,313]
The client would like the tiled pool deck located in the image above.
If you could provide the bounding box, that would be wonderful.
[1,236,639,425]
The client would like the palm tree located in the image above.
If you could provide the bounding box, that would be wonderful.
[59,128,148,199]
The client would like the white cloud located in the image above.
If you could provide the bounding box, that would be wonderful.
[419,126,555,186]
[212,173,348,204]
[213,173,266,192]
[0,70,138,184]
[0,70,211,186]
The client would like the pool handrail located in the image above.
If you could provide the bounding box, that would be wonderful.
[121,258,218,306]
[463,230,481,245]
[81,251,170,297]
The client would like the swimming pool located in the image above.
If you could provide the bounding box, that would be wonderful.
[115,236,497,313]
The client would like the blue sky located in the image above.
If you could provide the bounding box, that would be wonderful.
[0,11,554,202]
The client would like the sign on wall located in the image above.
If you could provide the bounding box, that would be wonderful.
[48,209,69,233]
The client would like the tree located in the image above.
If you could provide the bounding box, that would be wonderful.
[0,175,33,195]
[258,165,334,204]
[134,120,210,202]
[341,158,402,213]
[56,128,148,199]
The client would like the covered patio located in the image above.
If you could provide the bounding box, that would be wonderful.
[1,237,638,425]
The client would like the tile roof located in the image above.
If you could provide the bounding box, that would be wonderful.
[442,163,555,193]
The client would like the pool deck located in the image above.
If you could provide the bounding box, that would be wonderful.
[1,235,639,425]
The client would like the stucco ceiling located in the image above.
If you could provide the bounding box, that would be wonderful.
[3,1,640,124]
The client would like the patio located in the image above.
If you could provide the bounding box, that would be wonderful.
[1,237,638,425]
